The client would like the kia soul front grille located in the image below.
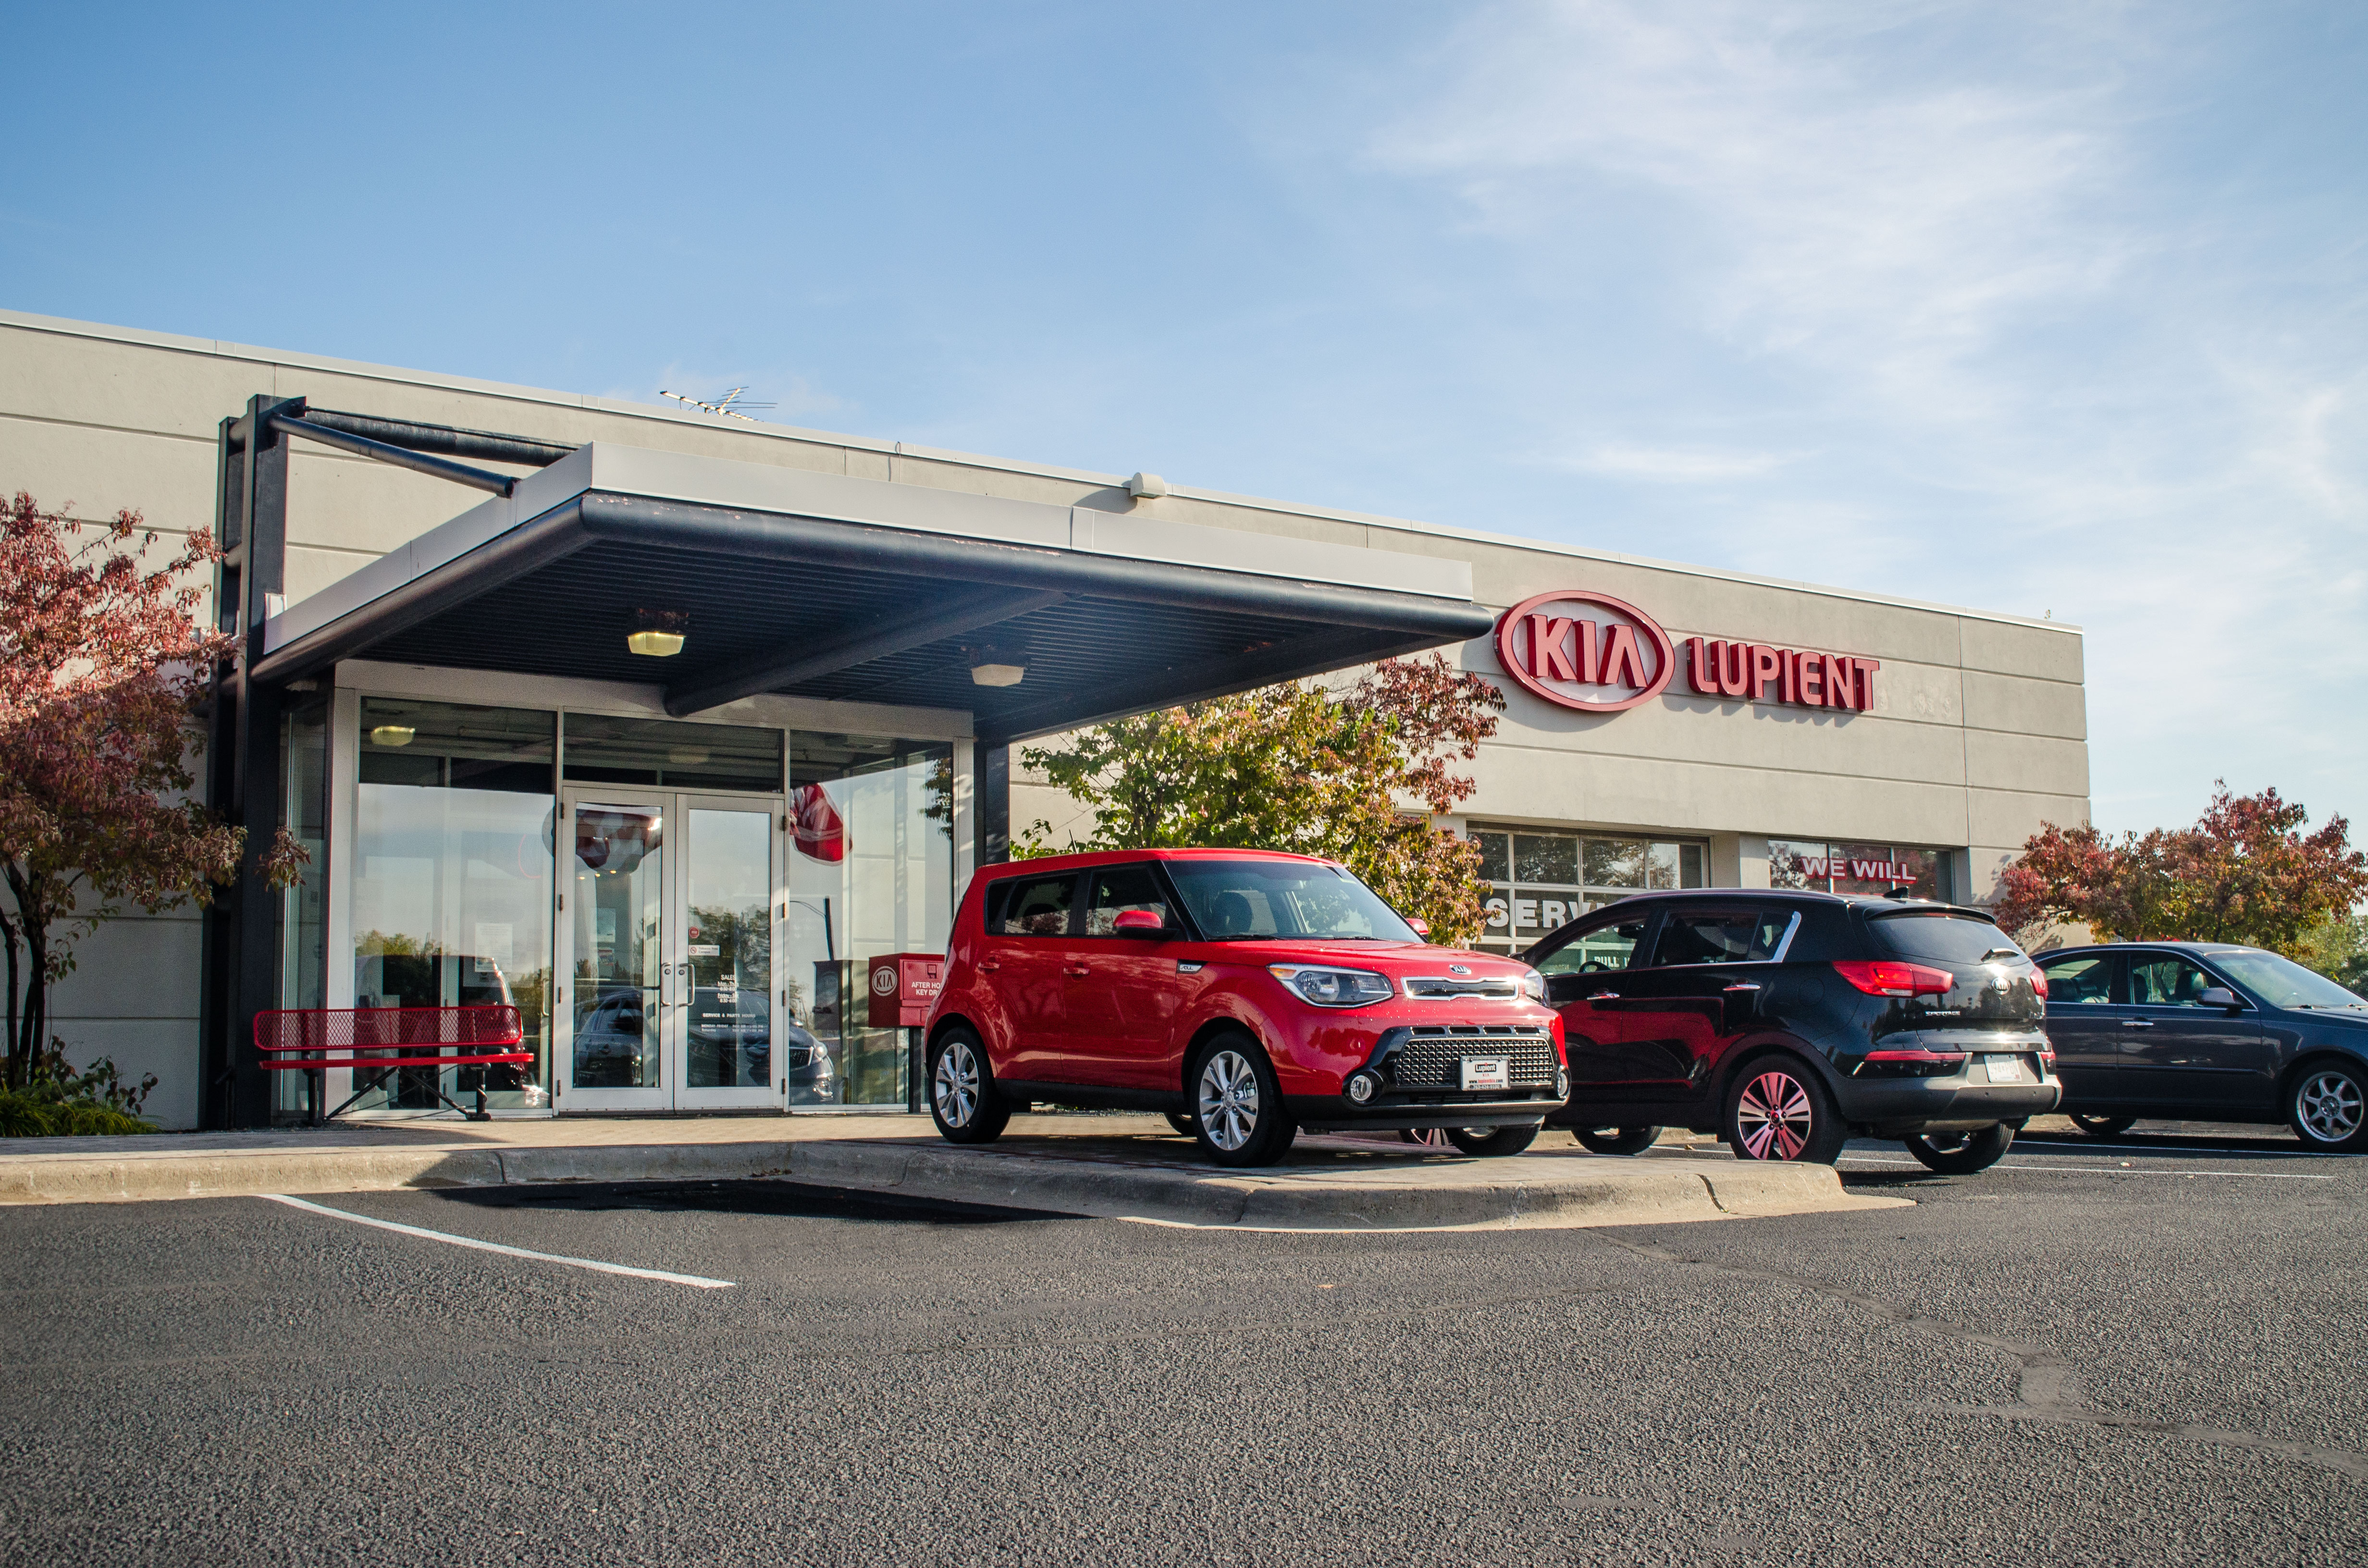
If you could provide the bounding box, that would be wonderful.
[1388,1026,1558,1091]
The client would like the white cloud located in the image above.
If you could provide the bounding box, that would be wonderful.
[1354,0,2368,836]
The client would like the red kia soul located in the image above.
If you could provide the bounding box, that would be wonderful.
[924,849,1568,1166]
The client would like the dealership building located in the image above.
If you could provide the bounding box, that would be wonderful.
[0,309,2089,1130]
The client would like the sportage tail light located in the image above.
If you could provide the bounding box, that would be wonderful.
[1862,1049,1968,1065]
[1854,1046,1967,1078]
[1831,960,1955,998]
[2030,969,2049,999]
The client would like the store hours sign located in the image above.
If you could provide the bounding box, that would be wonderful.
[1496,590,1881,717]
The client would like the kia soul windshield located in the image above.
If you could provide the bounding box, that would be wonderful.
[1165,860,1419,942]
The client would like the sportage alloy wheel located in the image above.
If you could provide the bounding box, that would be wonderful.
[2289,1061,2368,1152]
[1723,1059,1847,1165]
[1904,1123,2013,1174]
[928,1029,1010,1145]
[1190,1035,1295,1167]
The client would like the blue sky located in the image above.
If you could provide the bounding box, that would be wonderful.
[5,1,2362,841]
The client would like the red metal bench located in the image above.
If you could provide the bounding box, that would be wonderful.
[256,1005,532,1121]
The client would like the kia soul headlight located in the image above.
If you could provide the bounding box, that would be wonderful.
[1268,965,1394,1007]
[1521,969,1546,1002]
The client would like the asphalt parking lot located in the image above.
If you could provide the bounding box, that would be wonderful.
[2,1123,2362,1567]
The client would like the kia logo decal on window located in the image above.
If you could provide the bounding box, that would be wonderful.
[1494,590,1676,714]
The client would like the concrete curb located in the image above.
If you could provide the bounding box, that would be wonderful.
[0,1136,1903,1230]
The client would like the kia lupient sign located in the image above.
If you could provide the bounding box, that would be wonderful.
[1495,590,1881,717]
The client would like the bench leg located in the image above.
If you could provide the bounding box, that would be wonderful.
[428,1082,493,1122]
[323,1067,396,1121]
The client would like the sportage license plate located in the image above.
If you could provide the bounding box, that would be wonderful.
[1460,1057,1510,1091]
[1983,1054,2031,1084]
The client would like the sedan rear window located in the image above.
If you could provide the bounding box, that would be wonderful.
[1869,911,2018,964]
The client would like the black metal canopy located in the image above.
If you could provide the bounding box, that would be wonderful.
[257,482,1495,745]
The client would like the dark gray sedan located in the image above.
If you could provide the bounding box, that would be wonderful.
[2037,942,2368,1149]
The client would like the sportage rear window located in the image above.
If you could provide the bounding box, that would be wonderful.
[1868,911,2019,964]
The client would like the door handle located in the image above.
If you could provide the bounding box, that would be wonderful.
[979,960,1000,972]
[2121,1019,2155,1028]
[1723,983,1762,992]
[1587,992,1621,1001]
[1064,965,1090,977]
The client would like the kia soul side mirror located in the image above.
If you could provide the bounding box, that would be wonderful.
[2197,986,2244,1010]
[1112,909,1169,938]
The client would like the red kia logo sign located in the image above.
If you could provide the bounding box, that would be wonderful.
[1494,590,1674,713]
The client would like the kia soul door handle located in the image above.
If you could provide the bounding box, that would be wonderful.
[1064,965,1090,977]
[1723,983,1762,992]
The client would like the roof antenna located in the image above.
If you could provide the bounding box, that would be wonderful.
[658,387,778,423]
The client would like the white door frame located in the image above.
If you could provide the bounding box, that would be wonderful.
[554,787,787,1114]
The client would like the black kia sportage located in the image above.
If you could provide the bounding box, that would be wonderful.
[1525,890,2058,1173]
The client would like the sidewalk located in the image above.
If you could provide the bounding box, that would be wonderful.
[0,1113,1907,1230]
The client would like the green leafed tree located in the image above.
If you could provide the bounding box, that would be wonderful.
[1017,654,1505,944]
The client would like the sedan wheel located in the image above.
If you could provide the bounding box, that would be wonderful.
[1191,1036,1295,1167]
[1724,1060,1847,1164]
[1574,1126,1661,1156]
[927,1029,1010,1145]
[1444,1125,1539,1157]
[2290,1061,2368,1152]
[1905,1123,2013,1174]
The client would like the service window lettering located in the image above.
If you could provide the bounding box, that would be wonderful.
[1165,861,1418,942]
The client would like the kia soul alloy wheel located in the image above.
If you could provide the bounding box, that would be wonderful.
[1192,1036,1295,1167]
[929,1029,1010,1144]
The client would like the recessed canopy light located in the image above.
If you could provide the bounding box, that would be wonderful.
[964,636,1029,688]
[629,609,688,657]
[369,725,417,747]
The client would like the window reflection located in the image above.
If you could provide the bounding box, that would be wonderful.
[786,736,953,1107]
[1470,827,1710,954]
[352,699,555,1112]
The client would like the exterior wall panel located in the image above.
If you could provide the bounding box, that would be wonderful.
[0,308,2094,1126]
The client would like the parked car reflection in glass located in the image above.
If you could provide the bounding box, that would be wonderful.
[575,983,834,1097]
[573,986,653,1088]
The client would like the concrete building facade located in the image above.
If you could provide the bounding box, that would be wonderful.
[0,309,2088,1128]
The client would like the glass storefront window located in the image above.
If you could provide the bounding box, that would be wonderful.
[271,700,330,1124]
[1769,840,1953,901]
[564,714,782,792]
[352,699,555,1112]
[786,735,954,1108]
[1468,827,1710,954]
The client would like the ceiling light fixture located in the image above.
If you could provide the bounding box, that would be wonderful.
[628,609,688,657]
[964,637,1029,688]
[368,725,417,747]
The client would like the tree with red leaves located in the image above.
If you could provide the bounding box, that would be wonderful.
[1996,781,2368,956]
[0,493,301,1090]
[1018,654,1506,942]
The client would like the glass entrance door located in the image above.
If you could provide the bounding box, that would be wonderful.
[559,790,780,1112]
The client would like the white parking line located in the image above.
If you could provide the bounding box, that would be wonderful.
[260,1195,737,1287]
[1837,1158,2334,1180]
